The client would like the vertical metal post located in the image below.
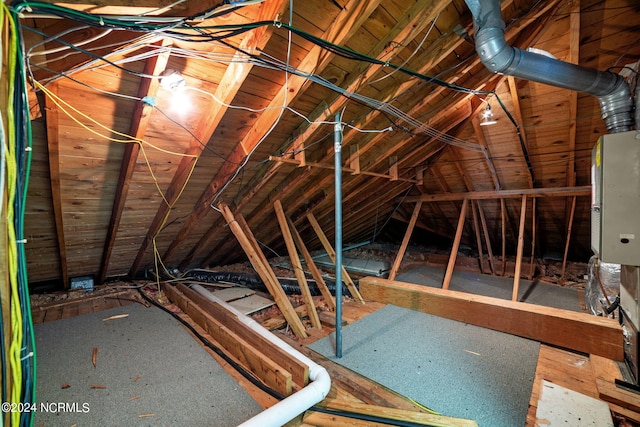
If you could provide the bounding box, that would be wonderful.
[334,113,343,358]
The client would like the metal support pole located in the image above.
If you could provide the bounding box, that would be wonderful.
[334,113,343,358]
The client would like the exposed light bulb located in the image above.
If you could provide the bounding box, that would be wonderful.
[160,69,185,90]
[479,104,497,126]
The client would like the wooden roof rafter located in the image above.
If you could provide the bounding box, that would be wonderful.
[127,0,290,277]
[220,0,464,223]
[44,83,69,287]
[157,0,385,268]
[170,0,560,268]
[98,39,171,285]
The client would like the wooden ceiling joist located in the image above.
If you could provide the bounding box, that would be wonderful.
[404,186,591,203]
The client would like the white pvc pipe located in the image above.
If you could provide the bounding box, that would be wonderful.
[190,285,331,427]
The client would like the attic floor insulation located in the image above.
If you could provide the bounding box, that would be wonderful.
[34,303,262,426]
[309,304,540,427]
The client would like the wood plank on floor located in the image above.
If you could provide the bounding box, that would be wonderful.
[212,287,256,302]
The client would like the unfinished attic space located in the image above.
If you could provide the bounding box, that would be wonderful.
[4,0,640,425]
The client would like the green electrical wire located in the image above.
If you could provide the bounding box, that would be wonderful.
[3,3,24,426]
[13,8,36,425]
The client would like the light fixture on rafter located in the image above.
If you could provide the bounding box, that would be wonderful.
[159,69,190,114]
[160,69,186,90]
[479,103,497,126]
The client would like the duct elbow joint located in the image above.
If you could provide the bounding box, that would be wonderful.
[475,27,515,74]
[598,78,634,133]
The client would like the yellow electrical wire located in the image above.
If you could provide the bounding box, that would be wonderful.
[150,154,199,288]
[3,5,23,425]
[33,81,198,158]
[34,80,201,207]
[34,78,200,291]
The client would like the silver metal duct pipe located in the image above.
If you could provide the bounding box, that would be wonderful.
[465,0,634,133]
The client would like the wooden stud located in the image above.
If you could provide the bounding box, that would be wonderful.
[274,200,321,329]
[500,198,507,277]
[306,213,364,304]
[560,196,577,284]
[360,277,624,361]
[443,198,468,290]
[529,197,537,279]
[512,195,527,301]
[471,200,485,274]
[218,202,307,338]
[388,201,422,281]
[477,201,496,275]
[287,217,336,311]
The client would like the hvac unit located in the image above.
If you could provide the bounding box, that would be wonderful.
[591,130,640,382]
[591,130,640,265]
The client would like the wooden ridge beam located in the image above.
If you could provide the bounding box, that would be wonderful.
[403,186,591,203]
[359,277,624,361]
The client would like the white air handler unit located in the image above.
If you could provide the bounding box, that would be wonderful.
[591,130,640,381]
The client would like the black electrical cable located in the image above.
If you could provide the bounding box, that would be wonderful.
[137,287,442,427]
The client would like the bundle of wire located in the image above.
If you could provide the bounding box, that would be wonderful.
[1,4,36,427]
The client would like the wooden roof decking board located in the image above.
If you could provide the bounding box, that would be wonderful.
[17,0,640,285]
